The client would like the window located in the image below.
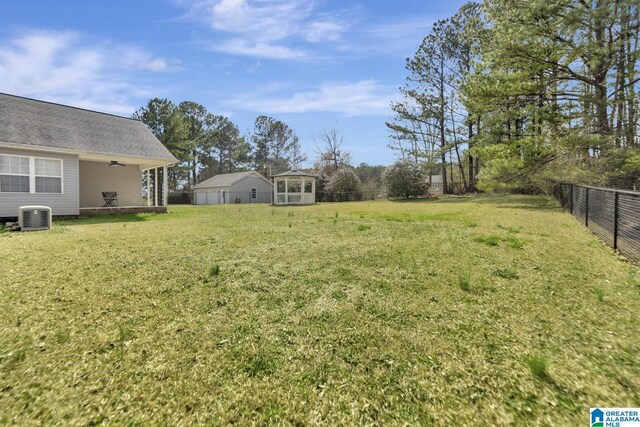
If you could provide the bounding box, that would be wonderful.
[0,155,30,193]
[277,180,286,193]
[0,154,62,194]
[251,188,257,199]
[304,181,313,193]
[35,158,62,193]
[288,179,301,193]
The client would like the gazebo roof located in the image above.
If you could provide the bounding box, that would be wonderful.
[272,169,318,178]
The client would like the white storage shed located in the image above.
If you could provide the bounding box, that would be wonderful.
[193,171,272,204]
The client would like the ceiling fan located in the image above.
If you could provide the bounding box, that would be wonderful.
[109,160,127,167]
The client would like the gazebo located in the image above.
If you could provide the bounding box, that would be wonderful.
[272,169,317,205]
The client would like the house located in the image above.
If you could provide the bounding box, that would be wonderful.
[272,169,317,205]
[193,171,272,204]
[0,93,176,218]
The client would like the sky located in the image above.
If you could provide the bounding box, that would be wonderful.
[0,0,468,167]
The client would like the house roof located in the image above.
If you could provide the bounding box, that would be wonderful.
[272,169,318,178]
[193,171,270,189]
[0,93,177,163]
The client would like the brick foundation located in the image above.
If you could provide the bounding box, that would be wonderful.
[79,206,168,217]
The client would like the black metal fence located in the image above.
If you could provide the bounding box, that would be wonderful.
[168,192,193,205]
[315,190,383,203]
[552,183,640,263]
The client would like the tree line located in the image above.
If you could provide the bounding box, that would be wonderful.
[389,0,640,192]
[134,99,387,193]
[133,99,306,190]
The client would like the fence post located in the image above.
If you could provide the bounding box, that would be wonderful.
[585,186,589,227]
[569,185,573,215]
[613,191,619,250]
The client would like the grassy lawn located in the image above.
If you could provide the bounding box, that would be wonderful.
[1,195,639,425]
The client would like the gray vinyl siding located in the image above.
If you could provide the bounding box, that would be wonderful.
[0,148,79,217]
[195,175,272,204]
[79,160,143,208]
[227,175,272,204]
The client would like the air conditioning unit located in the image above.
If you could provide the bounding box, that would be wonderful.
[18,206,52,231]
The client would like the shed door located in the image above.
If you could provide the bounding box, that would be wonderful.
[206,191,219,204]
[196,192,204,205]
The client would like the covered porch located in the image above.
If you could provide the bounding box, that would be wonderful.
[78,153,171,215]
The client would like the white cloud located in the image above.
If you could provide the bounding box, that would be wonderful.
[305,21,345,42]
[226,80,396,116]
[179,0,348,59]
[208,0,309,40]
[0,30,176,115]
[356,17,436,57]
[116,47,182,72]
[215,39,307,60]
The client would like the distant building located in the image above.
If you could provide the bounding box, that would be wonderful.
[193,171,272,204]
[272,169,317,205]
[430,175,443,194]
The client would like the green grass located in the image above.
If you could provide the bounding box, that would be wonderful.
[474,234,502,246]
[494,267,520,279]
[528,356,552,382]
[1,194,639,425]
[209,264,221,277]
[458,275,472,292]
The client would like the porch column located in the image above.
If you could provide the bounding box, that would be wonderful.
[162,165,168,207]
[154,167,159,207]
[146,169,151,207]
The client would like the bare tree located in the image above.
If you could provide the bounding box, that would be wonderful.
[313,123,352,177]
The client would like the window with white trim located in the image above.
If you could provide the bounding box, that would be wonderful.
[0,155,63,194]
[35,158,62,193]
[0,155,30,193]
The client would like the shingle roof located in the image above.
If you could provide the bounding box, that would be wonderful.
[0,93,177,162]
[272,169,318,178]
[193,171,269,189]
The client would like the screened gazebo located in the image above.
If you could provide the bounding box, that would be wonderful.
[272,169,317,205]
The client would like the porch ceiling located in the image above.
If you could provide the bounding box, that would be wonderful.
[78,153,173,170]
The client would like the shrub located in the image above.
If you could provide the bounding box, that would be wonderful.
[325,167,362,199]
[383,161,430,199]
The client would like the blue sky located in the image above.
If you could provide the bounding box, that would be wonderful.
[0,0,468,166]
